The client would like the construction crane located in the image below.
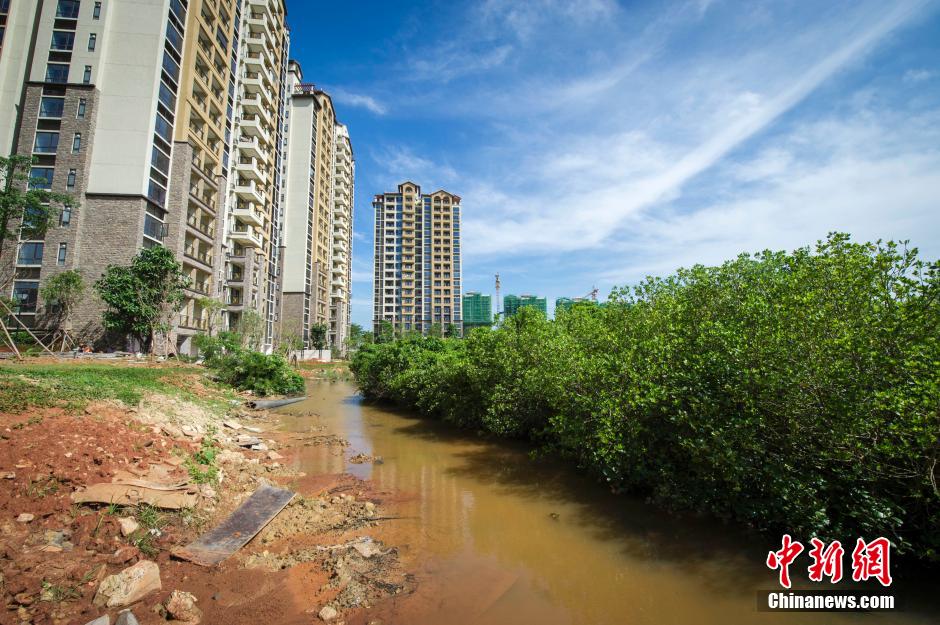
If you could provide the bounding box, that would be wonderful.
[582,286,599,302]
[495,273,502,316]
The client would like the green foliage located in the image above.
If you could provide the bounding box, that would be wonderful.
[235,309,265,350]
[40,270,85,326]
[0,155,77,261]
[211,350,304,396]
[193,330,242,364]
[94,246,189,352]
[351,234,940,561]
[185,431,220,484]
[310,322,328,351]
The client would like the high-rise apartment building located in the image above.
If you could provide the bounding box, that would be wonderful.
[221,0,288,351]
[2,0,205,343]
[2,0,351,357]
[372,182,462,336]
[330,122,353,351]
[462,291,491,332]
[503,294,547,318]
[279,61,354,353]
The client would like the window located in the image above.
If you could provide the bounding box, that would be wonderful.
[143,213,165,241]
[51,30,75,50]
[77,98,86,118]
[29,167,54,190]
[83,65,91,84]
[12,281,39,313]
[45,63,69,83]
[57,243,67,265]
[66,169,77,189]
[93,1,101,19]
[17,242,44,266]
[88,33,96,51]
[60,206,72,226]
[33,131,59,153]
[56,0,80,18]
[72,133,81,153]
[39,97,65,118]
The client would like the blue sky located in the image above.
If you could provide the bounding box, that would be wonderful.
[287,0,940,327]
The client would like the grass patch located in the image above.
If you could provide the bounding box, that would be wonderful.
[185,430,220,484]
[0,362,239,414]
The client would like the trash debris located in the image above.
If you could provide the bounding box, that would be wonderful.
[172,483,295,566]
[94,560,162,608]
[71,483,197,509]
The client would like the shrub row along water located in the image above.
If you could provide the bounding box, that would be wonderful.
[351,234,939,560]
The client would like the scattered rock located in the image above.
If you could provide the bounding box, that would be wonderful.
[84,616,110,625]
[222,420,243,430]
[115,610,140,625]
[3,472,14,479]
[235,435,262,447]
[267,450,283,460]
[318,605,338,621]
[164,590,202,624]
[364,502,376,513]
[94,560,162,608]
[109,546,141,565]
[118,517,140,537]
[251,443,269,451]
[243,426,263,433]
[15,513,34,523]
[349,453,373,464]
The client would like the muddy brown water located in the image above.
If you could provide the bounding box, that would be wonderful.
[276,381,938,625]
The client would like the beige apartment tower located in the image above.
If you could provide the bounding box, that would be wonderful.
[280,61,354,353]
[222,0,288,352]
[372,182,462,336]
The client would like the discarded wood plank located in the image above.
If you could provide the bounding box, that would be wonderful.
[71,483,197,509]
[171,483,294,566]
[110,477,193,492]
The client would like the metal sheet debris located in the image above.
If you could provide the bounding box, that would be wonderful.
[171,483,295,566]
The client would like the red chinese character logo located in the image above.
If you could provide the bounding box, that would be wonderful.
[807,538,844,583]
[851,537,892,587]
[767,534,804,588]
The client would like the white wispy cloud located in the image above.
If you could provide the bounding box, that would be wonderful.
[370,145,458,190]
[903,68,936,83]
[329,87,387,115]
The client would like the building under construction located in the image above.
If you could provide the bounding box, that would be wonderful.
[462,292,492,332]
[503,294,547,318]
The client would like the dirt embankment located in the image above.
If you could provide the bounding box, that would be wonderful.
[0,370,412,625]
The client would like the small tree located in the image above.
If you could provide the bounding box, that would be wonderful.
[40,270,85,346]
[309,322,328,358]
[236,309,265,351]
[94,246,189,354]
[196,296,225,336]
[376,320,395,343]
[0,155,77,285]
[276,319,304,363]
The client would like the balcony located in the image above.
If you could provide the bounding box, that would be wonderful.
[334,239,348,253]
[184,247,214,267]
[235,157,265,182]
[179,315,208,330]
[187,214,216,239]
[241,92,263,114]
[234,179,265,204]
[232,202,265,227]
[237,135,265,159]
[238,114,270,144]
[229,225,262,249]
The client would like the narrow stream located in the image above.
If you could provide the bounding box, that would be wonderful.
[276,381,937,625]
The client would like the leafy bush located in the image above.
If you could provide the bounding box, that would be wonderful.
[351,234,940,561]
[212,350,304,396]
[193,331,243,365]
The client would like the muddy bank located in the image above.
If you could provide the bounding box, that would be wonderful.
[0,367,413,625]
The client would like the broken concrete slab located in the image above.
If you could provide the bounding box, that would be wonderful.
[72,483,197,509]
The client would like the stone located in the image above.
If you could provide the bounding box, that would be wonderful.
[115,610,140,625]
[164,590,202,623]
[84,616,110,625]
[94,560,162,608]
[318,605,338,621]
[364,502,376,512]
[118,517,140,537]
[267,450,283,460]
[15,513,34,523]
[222,420,242,430]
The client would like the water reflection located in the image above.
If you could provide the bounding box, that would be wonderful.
[277,382,938,625]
